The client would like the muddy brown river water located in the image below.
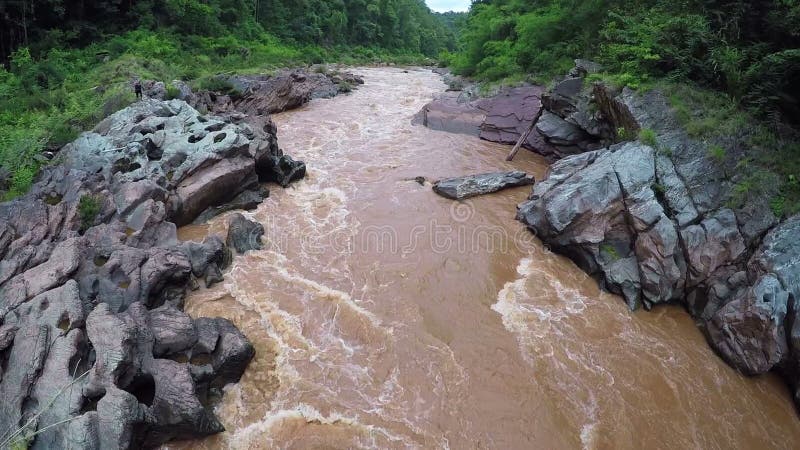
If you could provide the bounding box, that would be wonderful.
[171,67,800,449]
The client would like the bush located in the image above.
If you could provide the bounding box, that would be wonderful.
[638,128,657,148]
[78,195,101,232]
[192,76,239,95]
[165,84,181,100]
[708,144,726,162]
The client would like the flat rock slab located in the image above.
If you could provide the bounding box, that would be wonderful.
[413,91,486,136]
[433,171,535,200]
[416,83,558,158]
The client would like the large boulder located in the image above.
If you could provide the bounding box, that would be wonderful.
[416,82,561,158]
[707,275,789,375]
[433,171,535,200]
[518,142,688,309]
[185,69,363,116]
[226,213,264,254]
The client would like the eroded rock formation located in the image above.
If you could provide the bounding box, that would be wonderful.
[0,67,356,446]
[515,62,800,407]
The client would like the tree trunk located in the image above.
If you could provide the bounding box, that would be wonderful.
[506,107,543,161]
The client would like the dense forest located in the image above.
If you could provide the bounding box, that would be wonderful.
[0,0,461,198]
[447,0,800,123]
[446,0,800,214]
[0,0,458,61]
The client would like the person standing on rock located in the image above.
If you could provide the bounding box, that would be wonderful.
[134,80,143,100]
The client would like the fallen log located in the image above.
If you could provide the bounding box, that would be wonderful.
[506,106,543,161]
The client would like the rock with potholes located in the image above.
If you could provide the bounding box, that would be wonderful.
[433,171,535,200]
[0,96,276,448]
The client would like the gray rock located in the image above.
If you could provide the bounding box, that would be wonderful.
[517,142,688,309]
[191,317,255,388]
[416,84,560,158]
[193,187,269,224]
[179,235,229,278]
[707,275,789,375]
[149,305,197,357]
[195,69,361,116]
[536,111,591,148]
[569,59,603,78]
[514,63,800,411]
[412,91,485,136]
[433,171,535,200]
[204,263,224,288]
[226,213,264,253]
[257,154,306,187]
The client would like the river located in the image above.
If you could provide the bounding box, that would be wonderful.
[172,67,800,449]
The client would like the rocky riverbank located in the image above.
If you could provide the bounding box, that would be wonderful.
[0,69,360,448]
[421,64,800,412]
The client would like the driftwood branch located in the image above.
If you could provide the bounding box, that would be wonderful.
[506,107,543,161]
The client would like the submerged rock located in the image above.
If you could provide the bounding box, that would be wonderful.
[433,171,535,200]
[226,213,264,253]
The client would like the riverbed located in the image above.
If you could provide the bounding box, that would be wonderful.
[173,67,800,449]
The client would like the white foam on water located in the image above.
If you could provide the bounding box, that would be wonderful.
[228,404,414,449]
[492,256,605,445]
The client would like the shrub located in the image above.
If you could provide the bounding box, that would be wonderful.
[165,84,181,100]
[193,76,239,95]
[638,128,657,148]
[78,194,101,232]
[707,144,726,162]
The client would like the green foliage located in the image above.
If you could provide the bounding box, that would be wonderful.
[708,144,726,162]
[615,126,632,142]
[0,20,445,197]
[165,84,181,100]
[450,0,800,123]
[638,128,657,148]
[770,195,786,218]
[1,0,458,61]
[728,169,782,211]
[9,436,29,450]
[193,76,239,95]
[78,195,101,232]
[600,243,620,262]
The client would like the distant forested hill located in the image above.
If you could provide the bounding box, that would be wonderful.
[0,0,459,61]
